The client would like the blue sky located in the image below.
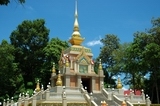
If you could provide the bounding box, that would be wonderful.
[1,0,160,58]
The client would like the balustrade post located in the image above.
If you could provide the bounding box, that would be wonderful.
[46,88,50,100]
[32,95,37,106]
[24,93,29,106]
[3,99,5,106]
[18,93,22,106]
[130,89,134,102]
[141,89,145,101]
[6,98,9,106]
[125,94,129,102]
[146,96,151,106]
[62,91,67,106]
[90,92,93,106]
[111,88,115,100]
[11,97,14,106]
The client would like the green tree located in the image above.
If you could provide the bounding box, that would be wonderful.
[125,17,160,103]
[0,0,25,5]
[10,19,49,91]
[0,40,25,101]
[97,34,120,87]
[112,43,130,74]
[42,38,69,87]
[142,17,160,103]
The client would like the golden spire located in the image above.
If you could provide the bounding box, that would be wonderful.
[117,77,122,89]
[73,0,79,32]
[99,59,102,71]
[52,62,56,73]
[35,80,41,92]
[56,71,62,86]
[69,0,84,45]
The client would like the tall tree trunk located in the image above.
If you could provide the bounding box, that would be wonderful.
[151,84,154,103]
[155,82,159,103]
[132,74,136,94]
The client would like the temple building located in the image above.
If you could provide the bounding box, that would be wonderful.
[50,1,104,93]
[2,1,149,106]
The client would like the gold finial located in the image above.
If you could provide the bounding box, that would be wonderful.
[56,71,62,86]
[99,59,102,71]
[52,62,56,73]
[121,101,127,106]
[65,56,69,67]
[117,76,122,89]
[101,101,108,106]
[69,0,84,45]
[35,80,41,92]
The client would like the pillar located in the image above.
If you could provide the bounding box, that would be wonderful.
[65,75,70,87]
[77,75,81,87]
[91,77,95,92]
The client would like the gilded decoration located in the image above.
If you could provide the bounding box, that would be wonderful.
[75,47,90,64]
[80,58,88,65]
[56,71,62,86]
[64,47,92,54]
[35,80,41,92]
[52,62,56,73]
[117,77,122,89]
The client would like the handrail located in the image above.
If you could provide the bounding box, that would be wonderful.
[91,101,98,106]
[113,95,123,105]
[80,87,91,105]
[102,88,109,99]
[126,101,134,106]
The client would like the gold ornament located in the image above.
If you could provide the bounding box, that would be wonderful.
[117,77,122,89]
[56,71,62,86]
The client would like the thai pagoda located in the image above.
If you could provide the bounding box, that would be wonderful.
[2,1,150,106]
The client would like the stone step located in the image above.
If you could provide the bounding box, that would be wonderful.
[92,93,117,106]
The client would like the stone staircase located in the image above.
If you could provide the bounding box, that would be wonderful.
[92,93,117,106]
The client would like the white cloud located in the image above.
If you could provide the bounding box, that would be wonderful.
[86,36,102,47]
[27,6,34,11]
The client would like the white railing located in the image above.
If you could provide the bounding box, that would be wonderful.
[126,101,134,106]
[113,95,123,105]
[102,88,109,99]
[91,101,98,106]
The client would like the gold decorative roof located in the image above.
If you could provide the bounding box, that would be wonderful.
[69,0,84,45]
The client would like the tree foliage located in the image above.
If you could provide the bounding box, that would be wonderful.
[42,38,69,87]
[124,17,160,103]
[10,19,50,91]
[0,40,25,101]
[0,0,25,5]
[97,34,120,87]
